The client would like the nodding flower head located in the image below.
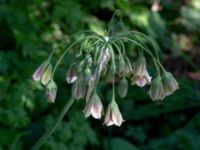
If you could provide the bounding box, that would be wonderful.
[32,11,179,127]
[162,72,179,96]
[83,92,103,119]
[131,56,151,87]
[104,100,124,127]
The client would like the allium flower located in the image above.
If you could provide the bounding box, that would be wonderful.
[83,92,103,119]
[72,80,86,100]
[41,64,52,85]
[124,55,133,76]
[99,47,111,73]
[148,75,164,101]
[45,80,57,103]
[66,66,78,84]
[104,101,124,127]
[131,56,151,87]
[86,74,96,102]
[32,61,49,81]
[118,77,128,98]
[162,72,179,96]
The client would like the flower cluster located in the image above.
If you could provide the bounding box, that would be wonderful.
[32,14,179,127]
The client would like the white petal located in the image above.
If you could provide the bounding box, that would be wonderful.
[112,108,124,127]
[136,76,147,87]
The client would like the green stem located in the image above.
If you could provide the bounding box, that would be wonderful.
[48,30,98,60]
[109,45,116,103]
[108,10,121,35]
[52,41,80,76]
[116,37,165,73]
[31,98,75,150]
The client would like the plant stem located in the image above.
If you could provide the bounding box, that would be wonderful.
[31,98,75,150]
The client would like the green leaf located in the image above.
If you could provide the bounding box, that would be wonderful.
[110,138,139,150]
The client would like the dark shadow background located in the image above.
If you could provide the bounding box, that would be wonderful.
[0,0,200,149]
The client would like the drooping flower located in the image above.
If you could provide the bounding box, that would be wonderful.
[99,47,111,73]
[66,66,78,84]
[86,74,96,102]
[32,61,49,81]
[45,80,57,103]
[118,77,128,98]
[148,75,164,101]
[124,55,133,76]
[162,72,179,96]
[104,101,124,127]
[83,92,103,119]
[72,80,86,100]
[131,56,151,87]
[41,64,52,85]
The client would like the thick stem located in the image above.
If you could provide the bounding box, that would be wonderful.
[31,98,75,150]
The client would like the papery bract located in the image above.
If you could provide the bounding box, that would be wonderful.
[99,47,111,73]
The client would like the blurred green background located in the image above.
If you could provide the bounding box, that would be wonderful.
[0,0,200,149]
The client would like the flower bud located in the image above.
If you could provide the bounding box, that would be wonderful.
[41,64,52,85]
[86,74,96,102]
[117,56,125,76]
[104,101,124,127]
[162,72,179,96]
[118,77,128,98]
[148,75,164,101]
[45,80,57,103]
[83,92,103,119]
[124,55,133,76]
[66,66,78,84]
[131,56,151,87]
[32,61,49,81]
[72,80,86,100]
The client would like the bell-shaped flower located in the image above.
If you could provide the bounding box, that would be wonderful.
[99,47,111,73]
[72,80,86,100]
[66,66,78,84]
[131,56,151,87]
[41,64,52,85]
[162,72,179,96]
[32,61,49,81]
[104,100,124,127]
[118,77,128,98]
[148,75,164,101]
[45,80,57,103]
[86,74,96,102]
[83,92,103,119]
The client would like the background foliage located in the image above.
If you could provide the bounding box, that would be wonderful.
[0,0,200,149]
